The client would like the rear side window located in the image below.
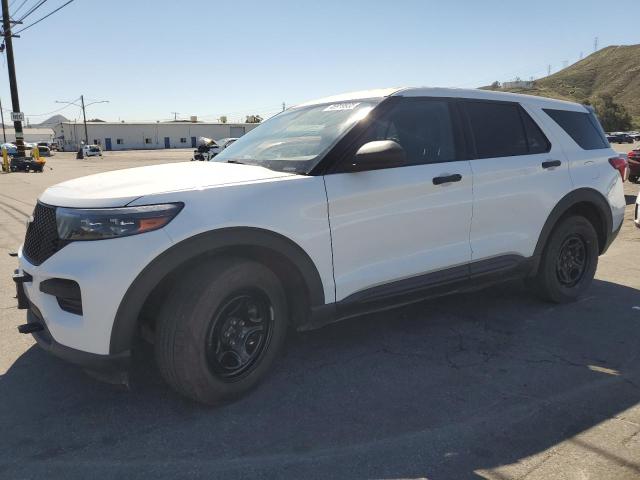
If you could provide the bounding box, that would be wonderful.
[463,101,528,158]
[543,108,609,150]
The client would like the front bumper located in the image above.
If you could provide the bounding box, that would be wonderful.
[13,227,174,357]
[25,302,130,371]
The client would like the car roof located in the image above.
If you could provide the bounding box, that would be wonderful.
[297,86,587,112]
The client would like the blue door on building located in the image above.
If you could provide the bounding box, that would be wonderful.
[191,136,197,148]
[105,138,112,151]
[164,137,170,149]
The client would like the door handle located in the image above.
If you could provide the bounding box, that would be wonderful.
[542,160,562,169]
[432,174,462,185]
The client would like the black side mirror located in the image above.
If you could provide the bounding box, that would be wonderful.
[346,140,406,172]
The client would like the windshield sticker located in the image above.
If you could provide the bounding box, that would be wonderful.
[323,102,361,111]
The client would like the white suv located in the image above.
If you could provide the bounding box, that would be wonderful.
[13,87,626,404]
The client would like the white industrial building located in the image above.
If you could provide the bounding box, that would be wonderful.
[0,127,54,143]
[53,121,260,151]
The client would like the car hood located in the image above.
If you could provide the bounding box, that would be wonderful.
[40,161,297,208]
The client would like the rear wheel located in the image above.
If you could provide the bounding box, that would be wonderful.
[155,258,288,405]
[630,175,639,183]
[531,215,598,303]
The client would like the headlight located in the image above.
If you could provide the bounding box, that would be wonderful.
[56,203,183,241]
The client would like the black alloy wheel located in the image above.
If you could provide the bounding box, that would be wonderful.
[205,290,274,380]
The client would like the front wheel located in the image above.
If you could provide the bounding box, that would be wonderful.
[155,258,288,405]
[531,215,599,303]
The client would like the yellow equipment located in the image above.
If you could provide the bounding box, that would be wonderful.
[1,146,8,172]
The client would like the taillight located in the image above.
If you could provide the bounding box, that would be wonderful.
[609,156,628,182]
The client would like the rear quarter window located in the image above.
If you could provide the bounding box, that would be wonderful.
[543,108,609,150]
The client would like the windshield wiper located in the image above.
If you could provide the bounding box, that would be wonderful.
[227,160,251,165]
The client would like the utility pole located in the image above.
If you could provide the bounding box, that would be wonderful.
[282,102,286,112]
[0,97,6,144]
[171,111,179,121]
[547,64,551,76]
[594,37,599,53]
[80,94,89,145]
[56,96,108,146]
[1,0,25,157]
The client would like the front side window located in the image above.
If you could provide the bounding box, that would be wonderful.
[213,100,381,174]
[464,101,528,158]
[351,99,457,167]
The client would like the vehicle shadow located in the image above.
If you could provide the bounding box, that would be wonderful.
[1,279,640,479]
[625,194,636,206]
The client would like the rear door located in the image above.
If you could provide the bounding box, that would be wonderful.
[324,97,473,301]
[461,99,572,263]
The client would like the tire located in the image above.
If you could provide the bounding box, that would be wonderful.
[531,215,599,303]
[155,258,288,405]
[630,175,639,184]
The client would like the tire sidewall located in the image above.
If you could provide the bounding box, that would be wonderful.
[167,260,288,403]
[539,216,598,302]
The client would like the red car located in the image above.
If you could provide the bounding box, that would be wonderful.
[628,149,640,183]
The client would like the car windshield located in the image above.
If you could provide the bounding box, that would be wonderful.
[212,99,381,174]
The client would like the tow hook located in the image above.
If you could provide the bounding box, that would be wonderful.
[17,322,44,334]
[12,270,32,309]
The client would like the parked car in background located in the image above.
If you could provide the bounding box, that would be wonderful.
[38,141,58,152]
[13,87,626,405]
[628,148,640,183]
[607,133,634,144]
[82,144,103,157]
[1,143,17,155]
[36,146,52,157]
[192,137,221,161]
[628,132,640,142]
[216,137,239,150]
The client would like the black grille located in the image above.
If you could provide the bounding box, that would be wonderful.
[23,203,61,265]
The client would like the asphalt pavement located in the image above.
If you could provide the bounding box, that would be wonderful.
[1,148,640,479]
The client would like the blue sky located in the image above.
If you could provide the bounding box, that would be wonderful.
[3,0,638,124]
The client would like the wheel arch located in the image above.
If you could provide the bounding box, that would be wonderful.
[532,188,613,273]
[109,227,326,355]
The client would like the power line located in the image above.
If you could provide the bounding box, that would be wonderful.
[10,0,28,17]
[13,0,73,35]
[15,0,47,23]
[9,100,77,117]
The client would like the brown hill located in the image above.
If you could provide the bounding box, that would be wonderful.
[485,44,640,126]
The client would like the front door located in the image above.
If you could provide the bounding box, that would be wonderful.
[104,138,112,151]
[164,137,170,148]
[324,98,473,301]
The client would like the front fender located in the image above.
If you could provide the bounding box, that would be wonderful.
[109,227,326,354]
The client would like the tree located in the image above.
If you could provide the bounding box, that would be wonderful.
[490,81,500,89]
[218,116,227,124]
[245,115,263,123]
[590,94,632,132]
